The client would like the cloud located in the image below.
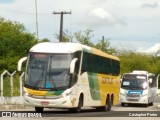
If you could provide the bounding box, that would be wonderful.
[87,7,125,28]
[89,7,113,20]
[137,43,160,54]
[141,2,158,9]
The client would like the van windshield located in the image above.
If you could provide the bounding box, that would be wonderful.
[121,74,148,90]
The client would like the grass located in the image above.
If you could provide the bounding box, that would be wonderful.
[0,73,24,97]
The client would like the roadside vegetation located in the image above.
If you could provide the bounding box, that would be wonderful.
[0,17,160,96]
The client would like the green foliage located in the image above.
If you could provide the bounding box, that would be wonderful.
[118,50,160,88]
[74,29,95,47]
[74,29,117,54]
[2,74,22,97]
[118,51,160,75]
[1,16,160,95]
[95,38,117,54]
[0,17,38,72]
[55,30,73,42]
[39,38,50,42]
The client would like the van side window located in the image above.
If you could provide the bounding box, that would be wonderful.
[149,76,156,88]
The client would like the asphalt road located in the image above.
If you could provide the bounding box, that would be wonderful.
[1,96,160,119]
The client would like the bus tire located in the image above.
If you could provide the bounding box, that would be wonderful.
[73,95,83,113]
[104,97,112,111]
[99,97,112,112]
[35,107,44,113]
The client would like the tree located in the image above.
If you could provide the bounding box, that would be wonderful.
[39,38,50,42]
[95,37,117,54]
[118,50,159,74]
[0,17,38,72]
[54,29,73,42]
[74,29,94,47]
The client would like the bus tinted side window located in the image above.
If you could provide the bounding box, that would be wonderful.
[82,52,120,75]
[112,60,120,76]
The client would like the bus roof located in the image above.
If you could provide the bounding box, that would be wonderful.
[30,42,119,61]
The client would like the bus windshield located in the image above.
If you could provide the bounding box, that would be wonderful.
[25,53,73,90]
[121,74,148,90]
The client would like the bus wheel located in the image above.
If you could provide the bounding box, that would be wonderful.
[74,96,83,113]
[100,97,112,112]
[35,107,44,113]
[105,98,112,111]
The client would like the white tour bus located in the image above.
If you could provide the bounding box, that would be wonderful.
[120,70,159,107]
[18,42,120,112]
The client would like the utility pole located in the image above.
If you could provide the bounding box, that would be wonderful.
[53,11,71,42]
[35,0,39,40]
[102,36,104,41]
[102,36,105,51]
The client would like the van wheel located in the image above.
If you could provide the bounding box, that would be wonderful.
[121,103,125,107]
[35,107,44,113]
[149,102,153,106]
[145,100,149,107]
[144,103,148,107]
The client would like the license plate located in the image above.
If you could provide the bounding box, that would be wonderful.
[41,101,49,105]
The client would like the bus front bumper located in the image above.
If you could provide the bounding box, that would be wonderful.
[24,95,74,108]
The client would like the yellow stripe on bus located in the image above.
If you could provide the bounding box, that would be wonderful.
[26,88,48,96]
[91,47,120,61]
[97,74,120,105]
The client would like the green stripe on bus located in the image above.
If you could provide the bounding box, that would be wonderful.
[46,90,64,96]
[88,73,101,100]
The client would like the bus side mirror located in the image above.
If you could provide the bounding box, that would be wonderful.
[149,78,152,83]
[17,57,27,71]
[70,58,78,74]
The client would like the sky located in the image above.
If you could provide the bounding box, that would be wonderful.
[0,0,160,54]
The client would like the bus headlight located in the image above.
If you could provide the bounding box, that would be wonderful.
[23,88,30,96]
[60,89,72,98]
[24,92,29,96]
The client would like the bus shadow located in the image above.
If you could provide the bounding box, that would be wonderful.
[122,103,153,108]
[40,108,108,117]
[43,108,101,114]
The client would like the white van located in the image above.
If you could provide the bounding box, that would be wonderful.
[120,70,159,107]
